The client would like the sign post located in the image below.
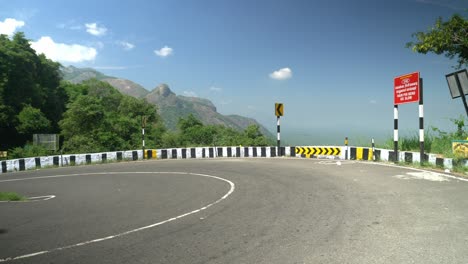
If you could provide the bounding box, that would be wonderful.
[393,72,424,164]
[275,103,283,156]
[445,69,468,117]
[142,116,147,159]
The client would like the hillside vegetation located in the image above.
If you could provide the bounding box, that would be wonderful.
[0,32,273,159]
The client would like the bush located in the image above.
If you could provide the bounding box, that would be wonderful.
[8,144,52,159]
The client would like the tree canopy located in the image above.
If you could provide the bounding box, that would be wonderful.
[0,32,65,149]
[406,14,468,68]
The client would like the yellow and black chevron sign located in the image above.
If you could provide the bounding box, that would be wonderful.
[295,147,341,157]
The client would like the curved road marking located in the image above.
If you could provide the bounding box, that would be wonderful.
[0,172,235,262]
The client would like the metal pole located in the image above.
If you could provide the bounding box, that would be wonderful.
[277,116,281,156]
[394,105,399,163]
[419,78,425,165]
[345,137,349,160]
[142,127,145,160]
[454,74,468,117]
[372,138,375,161]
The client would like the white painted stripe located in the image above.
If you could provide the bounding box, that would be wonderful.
[277,134,280,141]
[419,129,424,142]
[393,130,398,141]
[0,172,235,262]
[419,105,424,117]
[142,128,145,135]
[394,107,398,119]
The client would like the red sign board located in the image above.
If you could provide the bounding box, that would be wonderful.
[394,72,420,105]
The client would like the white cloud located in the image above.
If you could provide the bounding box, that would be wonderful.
[154,46,173,57]
[31,36,97,63]
[210,86,222,92]
[0,18,25,37]
[85,23,107,36]
[118,41,135,51]
[183,91,197,97]
[269,67,292,80]
[370,99,377,104]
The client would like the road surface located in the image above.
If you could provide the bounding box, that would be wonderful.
[1,158,468,263]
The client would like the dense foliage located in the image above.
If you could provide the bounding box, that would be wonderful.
[1,32,273,158]
[0,32,66,149]
[406,14,468,68]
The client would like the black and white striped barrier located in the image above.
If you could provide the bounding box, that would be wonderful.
[1,146,465,174]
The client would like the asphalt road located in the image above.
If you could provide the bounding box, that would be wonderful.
[1,158,468,264]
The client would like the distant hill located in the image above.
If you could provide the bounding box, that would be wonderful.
[61,66,148,98]
[60,66,274,138]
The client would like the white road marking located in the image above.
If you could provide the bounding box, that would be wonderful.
[394,172,450,182]
[28,195,56,201]
[0,172,235,262]
[359,161,468,183]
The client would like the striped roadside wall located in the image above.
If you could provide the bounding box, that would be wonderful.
[349,147,373,161]
[0,146,464,174]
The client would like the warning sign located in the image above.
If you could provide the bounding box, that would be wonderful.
[394,72,420,105]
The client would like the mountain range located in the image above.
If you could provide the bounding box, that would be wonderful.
[61,66,274,138]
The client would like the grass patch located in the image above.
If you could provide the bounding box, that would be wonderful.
[0,192,26,201]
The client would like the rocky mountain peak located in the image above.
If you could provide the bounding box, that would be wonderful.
[153,83,173,97]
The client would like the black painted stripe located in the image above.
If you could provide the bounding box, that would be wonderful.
[182,148,187,159]
[291,147,296,157]
[394,119,398,129]
[132,151,138,161]
[419,118,424,129]
[209,148,214,158]
[374,150,381,161]
[161,150,167,159]
[244,147,249,157]
[389,151,396,162]
[236,147,241,157]
[86,154,92,164]
[53,156,59,166]
[270,147,276,157]
[350,148,357,160]
[102,153,107,162]
[202,148,206,158]
[404,152,412,163]
[35,157,41,168]
[363,148,369,160]
[70,155,76,165]
[1,161,6,173]
[217,147,223,157]
[261,147,266,157]
[19,159,25,171]
[252,147,257,157]
[191,148,196,158]
[436,158,444,167]
[117,152,123,161]
[171,149,177,159]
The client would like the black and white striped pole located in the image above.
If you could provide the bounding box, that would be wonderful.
[277,116,280,154]
[394,104,399,163]
[142,116,147,159]
[275,103,284,156]
[372,138,375,161]
[419,78,424,165]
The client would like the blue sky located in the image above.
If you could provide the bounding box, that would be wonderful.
[1,0,467,145]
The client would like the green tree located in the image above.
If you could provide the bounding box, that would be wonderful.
[406,14,468,68]
[16,105,51,134]
[60,80,164,153]
[0,32,66,149]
